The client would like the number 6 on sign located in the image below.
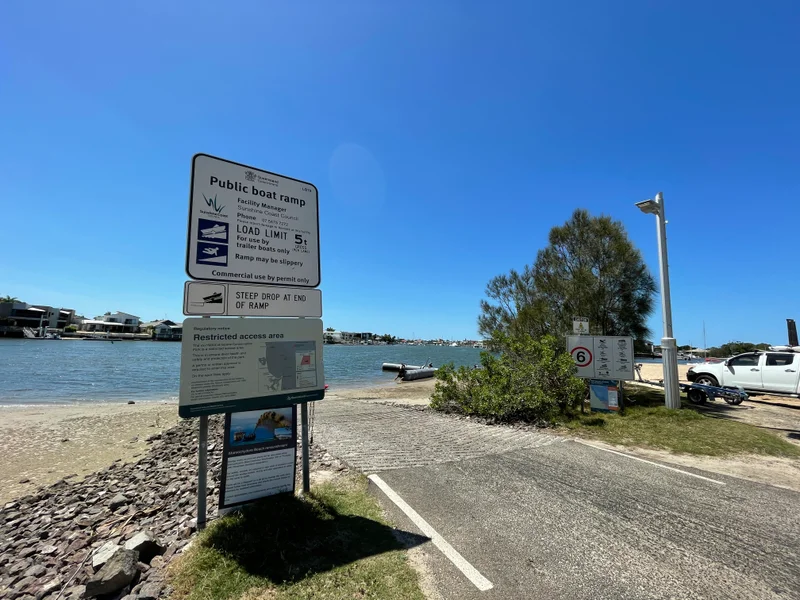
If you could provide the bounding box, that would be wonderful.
[571,346,592,367]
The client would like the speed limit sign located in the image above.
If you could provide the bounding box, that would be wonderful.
[571,346,592,367]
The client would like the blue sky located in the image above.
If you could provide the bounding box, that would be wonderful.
[1,1,799,346]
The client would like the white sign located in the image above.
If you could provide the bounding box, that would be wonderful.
[179,317,325,417]
[186,153,320,288]
[183,281,322,317]
[567,335,634,380]
[573,317,589,334]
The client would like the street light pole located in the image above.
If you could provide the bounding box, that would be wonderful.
[637,192,680,409]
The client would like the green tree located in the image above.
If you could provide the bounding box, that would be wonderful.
[1,295,19,303]
[380,334,397,344]
[325,327,335,332]
[479,209,656,343]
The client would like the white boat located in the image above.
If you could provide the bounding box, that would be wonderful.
[200,224,227,239]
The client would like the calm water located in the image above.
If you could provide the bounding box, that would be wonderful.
[0,339,484,405]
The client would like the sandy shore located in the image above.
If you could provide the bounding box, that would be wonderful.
[327,378,437,406]
[0,402,180,504]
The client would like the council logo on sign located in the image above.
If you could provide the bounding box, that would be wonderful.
[203,194,225,214]
[244,170,256,182]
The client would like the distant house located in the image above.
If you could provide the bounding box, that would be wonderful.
[141,319,182,341]
[323,331,374,344]
[323,330,344,344]
[81,311,141,333]
[0,302,75,330]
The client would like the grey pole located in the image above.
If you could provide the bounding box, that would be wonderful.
[197,414,208,530]
[654,192,681,409]
[301,402,310,494]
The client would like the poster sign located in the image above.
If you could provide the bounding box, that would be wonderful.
[179,317,325,417]
[573,317,589,334]
[183,281,322,317]
[186,153,320,288]
[589,379,620,412]
[220,406,297,510]
[567,335,634,380]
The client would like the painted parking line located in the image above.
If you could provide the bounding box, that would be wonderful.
[368,474,494,592]
[575,440,726,485]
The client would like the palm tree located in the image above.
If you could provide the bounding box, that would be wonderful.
[0,295,19,303]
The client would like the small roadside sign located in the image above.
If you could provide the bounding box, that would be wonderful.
[567,335,634,380]
[183,281,322,317]
[589,379,620,412]
[573,317,589,334]
[186,153,320,288]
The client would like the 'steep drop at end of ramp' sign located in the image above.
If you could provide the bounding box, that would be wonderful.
[186,153,320,288]
[183,281,322,317]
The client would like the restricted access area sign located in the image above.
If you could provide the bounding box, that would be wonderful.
[179,318,325,417]
[183,281,322,317]
[567,335,634,380]
[186,153,320,288]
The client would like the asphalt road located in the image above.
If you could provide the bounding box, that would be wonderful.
[315,401,800,599]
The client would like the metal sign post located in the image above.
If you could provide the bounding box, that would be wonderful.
[301,402,310,495]
[182,153,323,526]
[197,414,208,530]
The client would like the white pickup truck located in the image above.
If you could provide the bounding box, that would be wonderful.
[687,350,800,394]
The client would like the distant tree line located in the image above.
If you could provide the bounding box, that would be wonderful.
[704,342,771,358]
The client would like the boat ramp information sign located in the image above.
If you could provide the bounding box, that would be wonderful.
[179,318,325,417]
[186,153,320,288]
[219,406,297,511]
[183,281,322,317]
[567,335,634,380]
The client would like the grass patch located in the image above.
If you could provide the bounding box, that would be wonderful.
[562,384,800,457]
[169,475,427,600]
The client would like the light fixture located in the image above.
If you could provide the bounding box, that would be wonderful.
[635,199,660,215]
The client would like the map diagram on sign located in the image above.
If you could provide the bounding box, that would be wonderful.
[257,341,318,392]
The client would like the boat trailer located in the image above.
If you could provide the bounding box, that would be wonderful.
[634,364,748,406]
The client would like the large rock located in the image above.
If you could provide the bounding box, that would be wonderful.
[137,582,162,600]
[33,577,61,599]
[23,564,46,578]
[124,532,164,565]
[92,541,121,570]
[85,549,139,597]
[108,494,128,511]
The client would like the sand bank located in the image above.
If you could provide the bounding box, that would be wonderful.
[0,402,179,504]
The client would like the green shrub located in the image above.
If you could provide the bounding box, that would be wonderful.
[64,325,78,333]
[431,333,584,423]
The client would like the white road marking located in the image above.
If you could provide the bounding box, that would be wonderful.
[575,440,725,485]
[368,474,494,592]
